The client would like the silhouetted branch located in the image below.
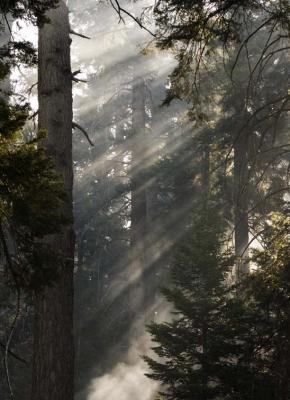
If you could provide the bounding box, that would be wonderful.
[69,29,90,39]
[27,82,38,96]
[28,110,38,120]
[72,70,88,83]
[4,289,21,400]
[230,17,274,79]
[110,0,156,37]
[4,14,12,34]
[0,343,27,364]
[73,122,94,146]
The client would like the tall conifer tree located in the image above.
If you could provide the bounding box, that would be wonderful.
[31,2,74,399]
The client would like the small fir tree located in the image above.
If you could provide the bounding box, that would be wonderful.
[144,207,239,400]
[145,210,290,400]
[239,212,290,400]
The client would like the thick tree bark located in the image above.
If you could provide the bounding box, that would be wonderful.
[31,2,74,400]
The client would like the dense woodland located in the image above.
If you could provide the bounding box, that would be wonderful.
[0,1,290,399]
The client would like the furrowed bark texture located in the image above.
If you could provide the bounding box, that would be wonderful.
[31,2,74,400]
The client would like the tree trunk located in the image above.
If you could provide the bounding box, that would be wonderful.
[201,137,210,198]
[0,15,11,98]
[129,76,148,325]
[31,2,74,400]
[234,130,249,278]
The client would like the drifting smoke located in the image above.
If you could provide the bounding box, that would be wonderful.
[75,332,159,400]
[87,360,158,400]
[83,306,171,400]
[74,302,171,400]
[70,0,182,398]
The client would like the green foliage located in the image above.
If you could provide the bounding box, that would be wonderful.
[145,209,290,399]
[0,2,66,397]
[0,1,59,25]
[0,81,66,291]
[153,0,290,121]
[144,206,238,400]
[0,129,68,290]
[239,212,290,400]
[0,0,68,291]
[0,98,29,137]
[0,1,59,86]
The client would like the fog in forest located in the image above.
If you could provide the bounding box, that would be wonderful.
[69,2,183,398]
[1,1,290,399]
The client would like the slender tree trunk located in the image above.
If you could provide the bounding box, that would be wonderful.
[201,137,210,198]
[129,76,148,323]
[31,2,74,400]
[0,16,11,98]
[74,238,85,391]
[142,92,163,317]
[0,14,12,109]
[0,16,13,400]
[234,130,249,278]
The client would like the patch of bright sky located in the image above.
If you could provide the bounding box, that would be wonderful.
[11,20,38,110]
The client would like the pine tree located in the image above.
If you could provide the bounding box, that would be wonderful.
[238,212,290,400]
[0,1,66,291]
[145,208,290,400]
[0,2,70,398]
[153,0,290,101]
[144,206,238,400]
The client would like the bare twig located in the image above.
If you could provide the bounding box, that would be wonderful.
[69,29,90,40]
[27,82,38,96]
[72,77,88,83]
[230,17,274,79]
[28,110,38,120]
[4,290,21,400]
[0,342,27,364]
[4,14,12,35]
[110,0,156,37]
[72,122,94,146]
[71,70,88,83]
